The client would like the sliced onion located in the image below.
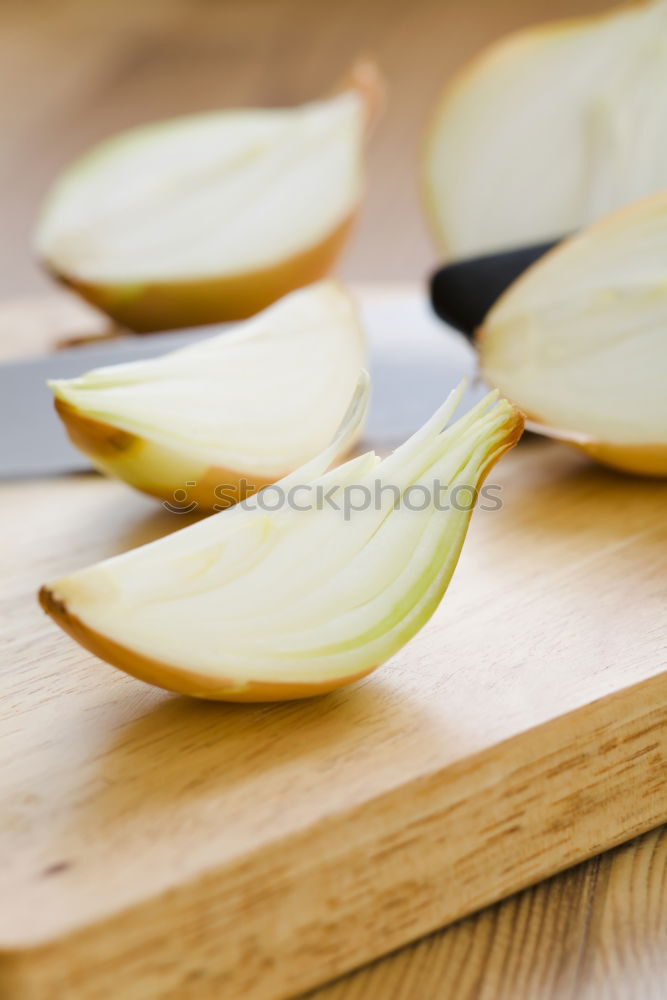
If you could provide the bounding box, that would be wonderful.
[49,281,367,510]
[36,61,383,331]
[423,0,667,259]
[39,383,523,701]
[478,192,667,476]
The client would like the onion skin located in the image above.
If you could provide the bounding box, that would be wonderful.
[521,416,667,478]
[54,397,138,458]
[38,586,374,701]
[49,215,355,333]
[576,441,667,478]
[54,397,286,510]
[337,57,385,131]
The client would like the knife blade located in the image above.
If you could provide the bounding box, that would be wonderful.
[0,327,217,478]
[0,294,487,479]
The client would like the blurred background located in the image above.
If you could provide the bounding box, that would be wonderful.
[3,0,611,299]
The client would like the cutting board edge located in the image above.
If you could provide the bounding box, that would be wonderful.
[2,663,666,1000]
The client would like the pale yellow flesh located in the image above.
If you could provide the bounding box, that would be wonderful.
[36,92,366,285]
[478,192,667,476]
[35,62,384,331]
[49,281,367,510]
[40,384,523,700]
[424,0,667,259]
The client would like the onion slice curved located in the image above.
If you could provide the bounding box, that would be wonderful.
[48,281,367,511]
[39,382,523,702]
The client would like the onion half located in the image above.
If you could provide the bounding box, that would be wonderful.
[477,192,667,476]
[423,0,667,260]
[35,61,383,331]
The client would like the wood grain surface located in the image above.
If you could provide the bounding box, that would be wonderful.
[306,826,667,1000]
[2,1,666,997]
[1,291,667,999]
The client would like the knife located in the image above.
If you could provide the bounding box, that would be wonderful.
[0,294,487,478]
[429,239,560,337]
[0,327,217,478]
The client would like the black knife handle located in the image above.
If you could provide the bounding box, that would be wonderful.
[429,239,561,340]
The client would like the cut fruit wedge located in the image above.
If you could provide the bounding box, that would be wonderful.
[35,61,383,332]
[477,192,667,477]
[48,281,367,510]
[39,380,523,702]
[423,0,667,260]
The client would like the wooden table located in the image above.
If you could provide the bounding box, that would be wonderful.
[2,1,666,997]
[306,831,667,1000]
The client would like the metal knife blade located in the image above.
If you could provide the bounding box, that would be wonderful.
[0,294,486,479]
[0,327,216,478]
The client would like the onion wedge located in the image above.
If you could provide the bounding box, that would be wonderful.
[48,281,367,511]
[35,61,383,331]
[477,192,667,476]
[39,380,523,702]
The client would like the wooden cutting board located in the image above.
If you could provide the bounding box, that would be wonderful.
[1,289,666,1000]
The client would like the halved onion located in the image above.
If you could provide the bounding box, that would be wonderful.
[477,192,667,476]
[39,380,523,702]
[35,61,383,331]
[49,281,367,510]
[423,0,667,259]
